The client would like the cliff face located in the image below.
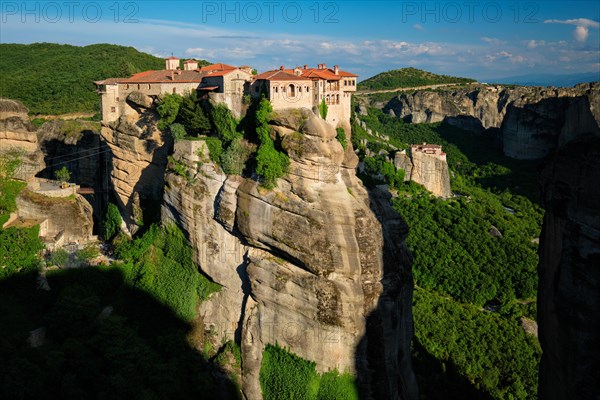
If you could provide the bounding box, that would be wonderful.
[537,135,600,400]
[393,149,452,198]
[161,108,418,400]
[0,99,45,181]
[381,83,600,159]
[100,94,171,232]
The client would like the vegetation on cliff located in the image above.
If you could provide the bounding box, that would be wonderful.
[0,43,209,115]
[260,343,358,400]
[357,67,476,91]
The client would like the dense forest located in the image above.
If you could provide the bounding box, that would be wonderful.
[357,67,476,91]
[353,106,542,399]
[0,43,208,115]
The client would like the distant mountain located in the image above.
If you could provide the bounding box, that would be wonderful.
[358,67,476,91]
[482,72,599,87]
[0,43,209,115]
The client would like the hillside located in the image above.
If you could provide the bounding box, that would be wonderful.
[358,67,476,91]
[0,43,209,115]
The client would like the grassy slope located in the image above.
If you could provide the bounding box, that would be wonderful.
[358,67,476,91]
[0,43,209,115]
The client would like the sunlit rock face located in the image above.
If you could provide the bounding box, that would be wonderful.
[382,83,599,159]
[161,108,418,400]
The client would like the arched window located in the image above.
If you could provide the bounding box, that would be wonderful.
[173,87,177,94]
[148,84,151,89]
[288,84,295,97]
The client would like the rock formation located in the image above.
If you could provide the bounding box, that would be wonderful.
[537,134,600,400]
[15,188,94,243]
[394,146,452,198]
[378,83,599,159]
[100,96,172,232]
[0,99,45,181]
[161,108,418,400]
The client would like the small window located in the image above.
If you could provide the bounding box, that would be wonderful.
[116,97,119,101]
[110,106,116,112]
[173,88,177,94]
[148,84,151,89]
[126,84,129,89]
[137,84,140,90]
[275,87,278,93]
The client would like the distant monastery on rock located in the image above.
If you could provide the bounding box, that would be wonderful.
[94,56,358,130]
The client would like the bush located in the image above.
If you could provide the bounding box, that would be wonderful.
[0,149,24,179]
[221,138,253,175]
[0,225,43,278]
[202,137,223,164]
[102,203,122,241]
[169,123,187,140]
[317,371,358,400]
[254,98,289,188]
[0,179,26,216]
[336,127,348,150]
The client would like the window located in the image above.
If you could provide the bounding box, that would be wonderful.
[275,87,278,93]
[126,84,130,89]
[173,88,177,94]
[306,86,309,92]
[148,84,151,89]
[137,84,140,90]
[110,106,116,112]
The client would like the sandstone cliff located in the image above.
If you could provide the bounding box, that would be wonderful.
[0,99,45,181]
[100,92,171,232]
[537,134,600,400]
[394,148,452,198]
[161,108,418,400]
[378,83,599,159]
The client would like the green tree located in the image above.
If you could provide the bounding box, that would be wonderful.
[54,166,71,184]
[177,92,211,135]
[319,99,328,119]
[157,93,183,130]
[254,98,289,188]
[50,249,69,267]
[102,203,122,241]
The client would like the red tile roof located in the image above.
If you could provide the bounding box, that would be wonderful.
[199,63,237,72]
[254,70,312,81]
[183,59,197,64]
[165,56,180,60]
[122,69,206,83]
[256,66,358,82]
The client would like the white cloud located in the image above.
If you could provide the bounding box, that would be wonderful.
[544,18,600,42]
[574,26,589,42]
[413,23,424,31]
[481,37,506,46]
[526,40,546,49]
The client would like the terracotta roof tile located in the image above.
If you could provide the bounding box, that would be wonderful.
[123,70,206,83]
[255,70,312,81]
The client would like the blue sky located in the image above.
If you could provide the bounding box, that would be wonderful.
[1,1,599,80]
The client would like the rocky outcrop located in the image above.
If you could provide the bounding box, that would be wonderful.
[537,134,600,400]
[16,188,94,243]
[161,108,418,400]
[393,147,452,198]
[0,99,45,181]
[100,101,172,232]
[380,83,600,159]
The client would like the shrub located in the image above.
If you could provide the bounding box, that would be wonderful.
[177,92,211,135]
[0,149,24,179]
[221,138,253,175]
[0,224,43,278]
[169,123,187,140]
[202,137,223,163]
[102,203,122,241]
[54,166,71,183]
[317,371,358,400]
[255,143,289,189]
[336,127,348,150]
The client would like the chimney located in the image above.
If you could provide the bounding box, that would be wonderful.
[334,65,339,75]
[303,64,308,69]
[318,63,327,69]
[170,71,174,80]
[280,65,285,70]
